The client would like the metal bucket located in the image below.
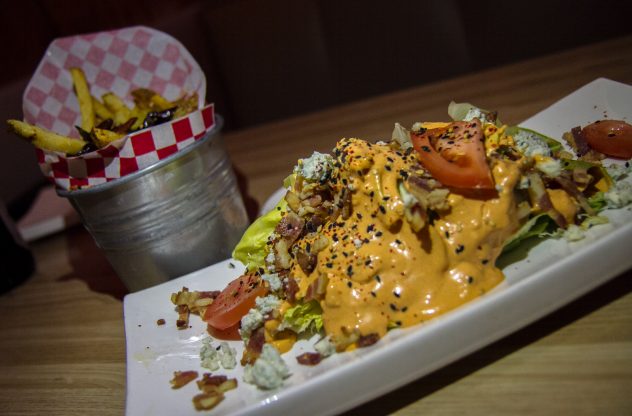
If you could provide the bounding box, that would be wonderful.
[58,116,249,292]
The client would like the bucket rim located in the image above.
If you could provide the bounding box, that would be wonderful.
[57,115,224,197]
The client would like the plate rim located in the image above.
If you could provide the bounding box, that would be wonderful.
[124,77,632,416]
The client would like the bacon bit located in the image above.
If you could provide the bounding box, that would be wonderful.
[340,188,352,219]
[304,274,329,301]
[275,211,304,243]
[553,175,595,216]
[156,318,166,326]
[527,172,567,228]
[296,249,317,274]
[198,374,228,388]
[197,373,238,394]
[357,333,380,347]
[296,352,323,366]
[570,126,590,156]
[192,392,224,411]
[241,326,265,365]
[171,287,219,327]
[176,305,190,330]
[305,214,323,232]
[283,276,300,303]
[170,370,198,389]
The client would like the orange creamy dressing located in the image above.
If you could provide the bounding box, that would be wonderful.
[290,139,522,347]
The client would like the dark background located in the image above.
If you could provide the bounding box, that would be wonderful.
[1,0,631,212]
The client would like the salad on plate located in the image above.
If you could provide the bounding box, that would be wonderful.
[169,102,632,409]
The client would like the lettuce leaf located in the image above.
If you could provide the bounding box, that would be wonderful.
[448,101,501,125]
[232,196,286,272]
[281,300,323,334]
[501,213,557,254]
[507,126,563,155]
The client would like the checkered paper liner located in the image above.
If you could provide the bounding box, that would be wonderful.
[22,26,214,190]
[36,104,215,189]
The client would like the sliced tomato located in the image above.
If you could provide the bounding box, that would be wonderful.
[203,274,267,330]
[207,323,241,340]
[582,120,632,159]
[411,119,494,190]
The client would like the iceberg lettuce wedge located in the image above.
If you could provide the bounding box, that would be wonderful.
[232,197,286,272]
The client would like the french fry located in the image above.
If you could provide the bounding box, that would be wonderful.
[132,88,174,111]
[102,92,132,125]
[92,97,113,121]
[150,93,174,111]
[7,66,201,156]
[7,119,86,154]
[173,93,199,119]
[129,107,151,131]
[69,68,95,131]
[92,128,124,148]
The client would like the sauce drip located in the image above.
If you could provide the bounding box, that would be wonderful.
[290,139,522,348]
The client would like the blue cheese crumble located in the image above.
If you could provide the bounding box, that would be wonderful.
[463,107,495,125]
[243,344,291,389]
[314,336,336,358]
[513,129,552,158]
[240,294,281,340]
[200,338,237,370]
[261,273,283,293]
[605,180,632,208]
[295,152,334,182]
[604,161,632,208]
[535,156,562,177]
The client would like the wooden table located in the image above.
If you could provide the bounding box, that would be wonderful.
[2,35,631,416]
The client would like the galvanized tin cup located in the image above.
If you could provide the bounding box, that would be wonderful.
[58,116,249,292]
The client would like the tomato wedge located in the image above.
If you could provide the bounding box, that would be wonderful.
[203,274,268,330]
[411,119,494,190]
[207,323,241,340]
[582,120,632,159]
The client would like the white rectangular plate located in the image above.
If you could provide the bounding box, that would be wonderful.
[124,78,632,416]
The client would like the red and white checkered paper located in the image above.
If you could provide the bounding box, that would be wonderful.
[22,26,215,190]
